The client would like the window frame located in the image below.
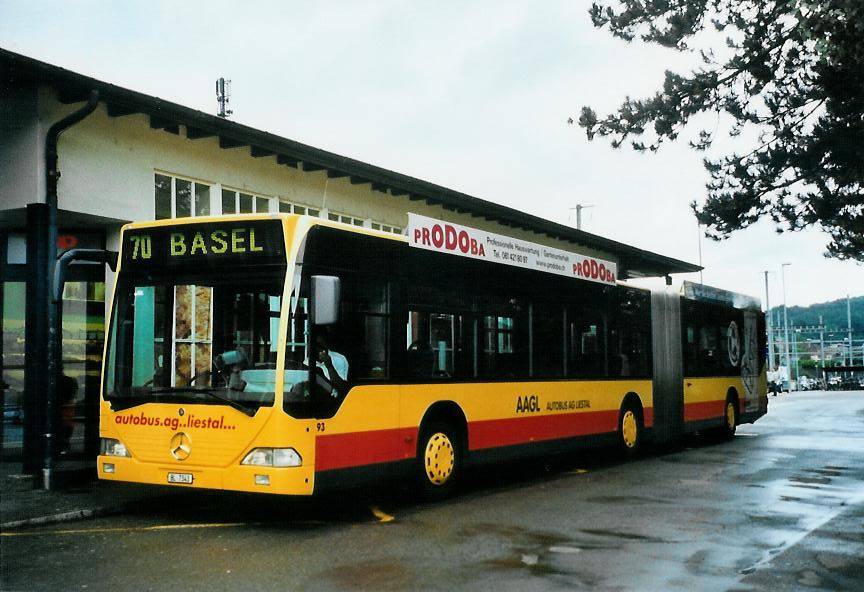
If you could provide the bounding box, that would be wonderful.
[154,172,212,220]
[221,188,273,215]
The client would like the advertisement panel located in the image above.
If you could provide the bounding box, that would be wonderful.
[407,213,617,286]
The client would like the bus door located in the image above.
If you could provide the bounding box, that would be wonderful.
[650,289,683,444]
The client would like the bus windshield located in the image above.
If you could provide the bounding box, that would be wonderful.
[104,269,286,414]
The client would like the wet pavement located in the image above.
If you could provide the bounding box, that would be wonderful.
[1,390,862,591]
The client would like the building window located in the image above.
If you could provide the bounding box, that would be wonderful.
[278,201,320,217]
[221,189,272,215]
[155,173,210,220]
[370,222,403,235]
[328,212,366,227]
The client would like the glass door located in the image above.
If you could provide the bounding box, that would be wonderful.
[1,282,27,461]
[58,275,105,459]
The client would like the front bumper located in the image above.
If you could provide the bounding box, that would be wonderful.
[97,455,315,495]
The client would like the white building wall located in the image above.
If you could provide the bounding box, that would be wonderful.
[0,85,41,208]
[13,87,612,263]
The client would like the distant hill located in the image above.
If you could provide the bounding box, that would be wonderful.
[769,295,864,334]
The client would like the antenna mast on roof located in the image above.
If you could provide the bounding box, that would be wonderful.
[216,77,233,118]
[568,204,594,230]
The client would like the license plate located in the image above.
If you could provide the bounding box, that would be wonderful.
[167,472,193,484]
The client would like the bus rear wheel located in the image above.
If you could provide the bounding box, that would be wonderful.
[416,421,461,499]
[618,403,643,457]
[721,397,738,440]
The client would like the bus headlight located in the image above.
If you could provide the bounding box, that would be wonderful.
[100,438,131,457]
[241,448,302,467]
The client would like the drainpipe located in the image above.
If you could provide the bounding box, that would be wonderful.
[42,90,100,490]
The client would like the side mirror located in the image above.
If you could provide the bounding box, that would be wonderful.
[310,275,340,325]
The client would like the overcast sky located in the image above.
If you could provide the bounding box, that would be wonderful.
[2,0,862,308]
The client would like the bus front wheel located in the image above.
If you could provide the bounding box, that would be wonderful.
[416,420,461,499]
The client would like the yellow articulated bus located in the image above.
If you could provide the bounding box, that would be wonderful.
[98,213,767,497]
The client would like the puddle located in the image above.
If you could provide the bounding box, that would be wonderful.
[549,546,581,554]
[789,475,831,485]
[789,483,823,490]
[579,528,664,542]
[585,495,672,505]
[746,513,801,528]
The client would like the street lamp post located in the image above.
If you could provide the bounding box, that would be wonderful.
[792,327,800,385]
[763,271,775,372]
[781,263,792,389]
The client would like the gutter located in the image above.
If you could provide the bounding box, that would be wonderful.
[42,90,99,491]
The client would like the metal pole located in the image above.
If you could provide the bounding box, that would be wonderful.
[763,271,774,372]
[569,204,594,231]
[697,224,704,284]
[792,328,799,386]
[819,315,825,374]
[848,294,853,367]
[781,263,792,388]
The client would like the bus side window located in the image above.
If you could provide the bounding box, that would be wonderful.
[684,325,698,375]
[568,308,607,378]
[531,302,565,378]
[346,276,390,380]
[406,310,456,379]
[613,288,651,378]
[699,325,718,374]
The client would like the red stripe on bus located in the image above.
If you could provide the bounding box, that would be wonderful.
[683,400,725,422]
[469,410,621,450]
[643,407,654,428]
[316,427,416,472]
[316,406,656,471]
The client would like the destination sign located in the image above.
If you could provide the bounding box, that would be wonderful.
[121,219,285,270]
[407,213,618,286]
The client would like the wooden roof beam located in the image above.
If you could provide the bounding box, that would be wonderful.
[106,103,137,117]
[186,127,215,140]
[250,146,275,158]
[219,136,246,149]
[276,154,299,168]
[150,115,179,135]
[56,88,92,104]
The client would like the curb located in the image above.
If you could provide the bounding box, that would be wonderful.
[1,502,131,529]
[1,489,188,530]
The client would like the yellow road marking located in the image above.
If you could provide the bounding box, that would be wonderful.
[370,506,394,523]
[568,469,588,475]
[1,522,246,537]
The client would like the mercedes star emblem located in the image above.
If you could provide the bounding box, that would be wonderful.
[170,432,191,461]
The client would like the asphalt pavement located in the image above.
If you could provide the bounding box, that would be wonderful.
[1,459,190,529]
[1,390,862,591]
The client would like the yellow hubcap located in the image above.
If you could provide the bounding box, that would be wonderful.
[622,410,638,448]
[726,402,736,429]
[424,432,455,486]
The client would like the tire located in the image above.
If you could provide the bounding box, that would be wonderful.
[721,396,738,440]
[416,420,461,500]
[618,402,643,457]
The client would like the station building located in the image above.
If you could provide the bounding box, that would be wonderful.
[0,48,699,479]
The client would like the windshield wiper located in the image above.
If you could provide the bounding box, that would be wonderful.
[149,387,257,417]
